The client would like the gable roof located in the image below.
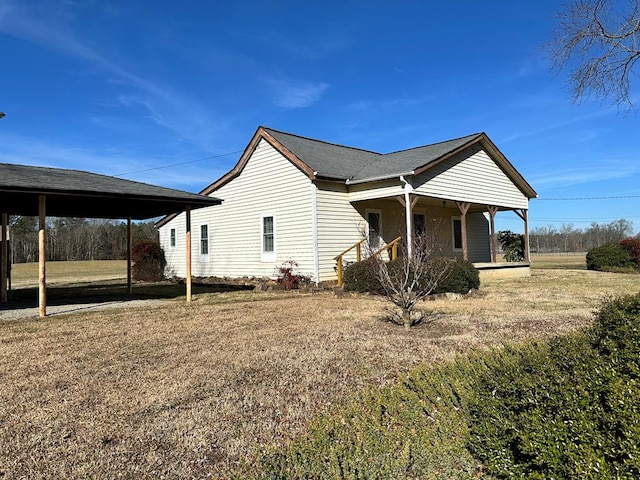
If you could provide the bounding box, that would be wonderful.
[201,126,537,199]
[0,163,222,219]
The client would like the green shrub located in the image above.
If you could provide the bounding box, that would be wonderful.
[468,293,640,479]
[342,257,382,293]
[434,258,480,294]
[344,257,479,295]
[241,357,491,479]
[586,243,635,271]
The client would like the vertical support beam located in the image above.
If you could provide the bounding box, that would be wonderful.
[456,202,471,261]
[1,213,7,303]
[514,209,531,262]
[336,256,343,287]
[38,195,46,317]
[487,206,499,263]
[185,205,192,302]
[127,218,132,294]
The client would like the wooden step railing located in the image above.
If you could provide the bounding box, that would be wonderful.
[333,239,364,287]
[334,236,402,287]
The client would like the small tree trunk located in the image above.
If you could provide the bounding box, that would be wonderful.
[402,309,412,330]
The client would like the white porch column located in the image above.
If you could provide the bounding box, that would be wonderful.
[399,176,413,257]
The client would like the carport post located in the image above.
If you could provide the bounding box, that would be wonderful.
[127,218,132,294]
[38,195,46,317]
[1,213,7,303]
[185,205,192,302]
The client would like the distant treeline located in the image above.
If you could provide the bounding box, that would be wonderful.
[7,216,158,264]
[530,218,636,253]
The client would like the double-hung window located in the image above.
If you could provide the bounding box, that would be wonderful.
[199,224,210,262]
[261,214,276,262]
[170,228,176,248]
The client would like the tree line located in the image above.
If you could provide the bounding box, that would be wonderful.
[529,218,635,254]
[6,216,159,264]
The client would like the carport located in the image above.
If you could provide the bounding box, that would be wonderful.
[0,163,221,316]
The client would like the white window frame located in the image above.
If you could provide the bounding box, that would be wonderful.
[452,216,463,252]
[365,208,383,249]
[261,213,276,263]
[170,228,176,248]
[199,223,210,263]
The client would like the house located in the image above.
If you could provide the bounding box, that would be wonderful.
[157,126,537,284]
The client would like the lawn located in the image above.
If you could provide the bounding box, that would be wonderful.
[1,260,639,478]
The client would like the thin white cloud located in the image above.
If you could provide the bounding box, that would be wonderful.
[264,76,329,108]
[529,162,640,189]
[0,1,222,149]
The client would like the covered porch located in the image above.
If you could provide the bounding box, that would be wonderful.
[334,191,531,286]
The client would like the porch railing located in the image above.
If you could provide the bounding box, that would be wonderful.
[334,236,402,287]
[333,239,364,287]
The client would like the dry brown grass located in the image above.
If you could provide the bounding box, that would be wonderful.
[10,260,127,287]
[1,267,639,478]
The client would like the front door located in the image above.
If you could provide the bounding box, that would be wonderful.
[366,209,383,249]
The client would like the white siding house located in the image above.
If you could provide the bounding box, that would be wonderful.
[158,127,537,283]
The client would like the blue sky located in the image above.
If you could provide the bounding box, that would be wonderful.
[1,1,639,234]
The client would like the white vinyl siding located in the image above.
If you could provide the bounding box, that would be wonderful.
[412,148,528,209]
[160,139,314,279]
[315,181,363,282]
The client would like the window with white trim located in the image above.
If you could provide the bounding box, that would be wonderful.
[452,217,463,251]
[366,209,383,248]
[170,228,176,248]
[261,214,276,262]
[199,224,209,262]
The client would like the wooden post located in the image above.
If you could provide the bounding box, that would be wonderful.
[1,213,7,303]
[487,206,499,263]
[38,195,46,317]
[127,218,132,294]
[336,256,343,287]
[514,209,531,262]
[356,244,361,262]
[185,206,192,302]
[456,202,471,261]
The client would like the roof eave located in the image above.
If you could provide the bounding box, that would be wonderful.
[346,171,415,185]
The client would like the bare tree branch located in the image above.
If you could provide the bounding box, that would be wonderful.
[546,0,640,109]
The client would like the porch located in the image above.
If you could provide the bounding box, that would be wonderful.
[333,192,531,286]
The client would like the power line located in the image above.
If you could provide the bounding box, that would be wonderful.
[113,150,243,177]
[537,194,640,201]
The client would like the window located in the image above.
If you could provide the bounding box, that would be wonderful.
[413,213,426,238]
[366,210,382,248]
[200,224,209,261]
[452,217,463,250]
[261,214,276,261]
[170,228,176,247]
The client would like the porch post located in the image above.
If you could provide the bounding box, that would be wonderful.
[1,213,7,303]
[38,195,46,317]
[514,209,531,262]
[185,205,192,302]
[127,217,132,294]
[0,113,5,301]
[456,202,471,261]
[487,206,499,263]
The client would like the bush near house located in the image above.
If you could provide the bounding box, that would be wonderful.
[131,240,167,282]
[621,237,640,269]
[586,242,636,271]
[342,257,479,295]
[243,293,640,479]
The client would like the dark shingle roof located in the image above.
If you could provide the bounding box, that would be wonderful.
[263,128,482,182]
[0,163,221,219]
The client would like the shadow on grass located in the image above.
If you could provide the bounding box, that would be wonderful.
[1,280,255,311]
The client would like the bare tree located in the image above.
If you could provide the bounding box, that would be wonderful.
[372,231,455,330]
[546,0,640,109]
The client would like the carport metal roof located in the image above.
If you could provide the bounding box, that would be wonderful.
[0,163,221,219]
